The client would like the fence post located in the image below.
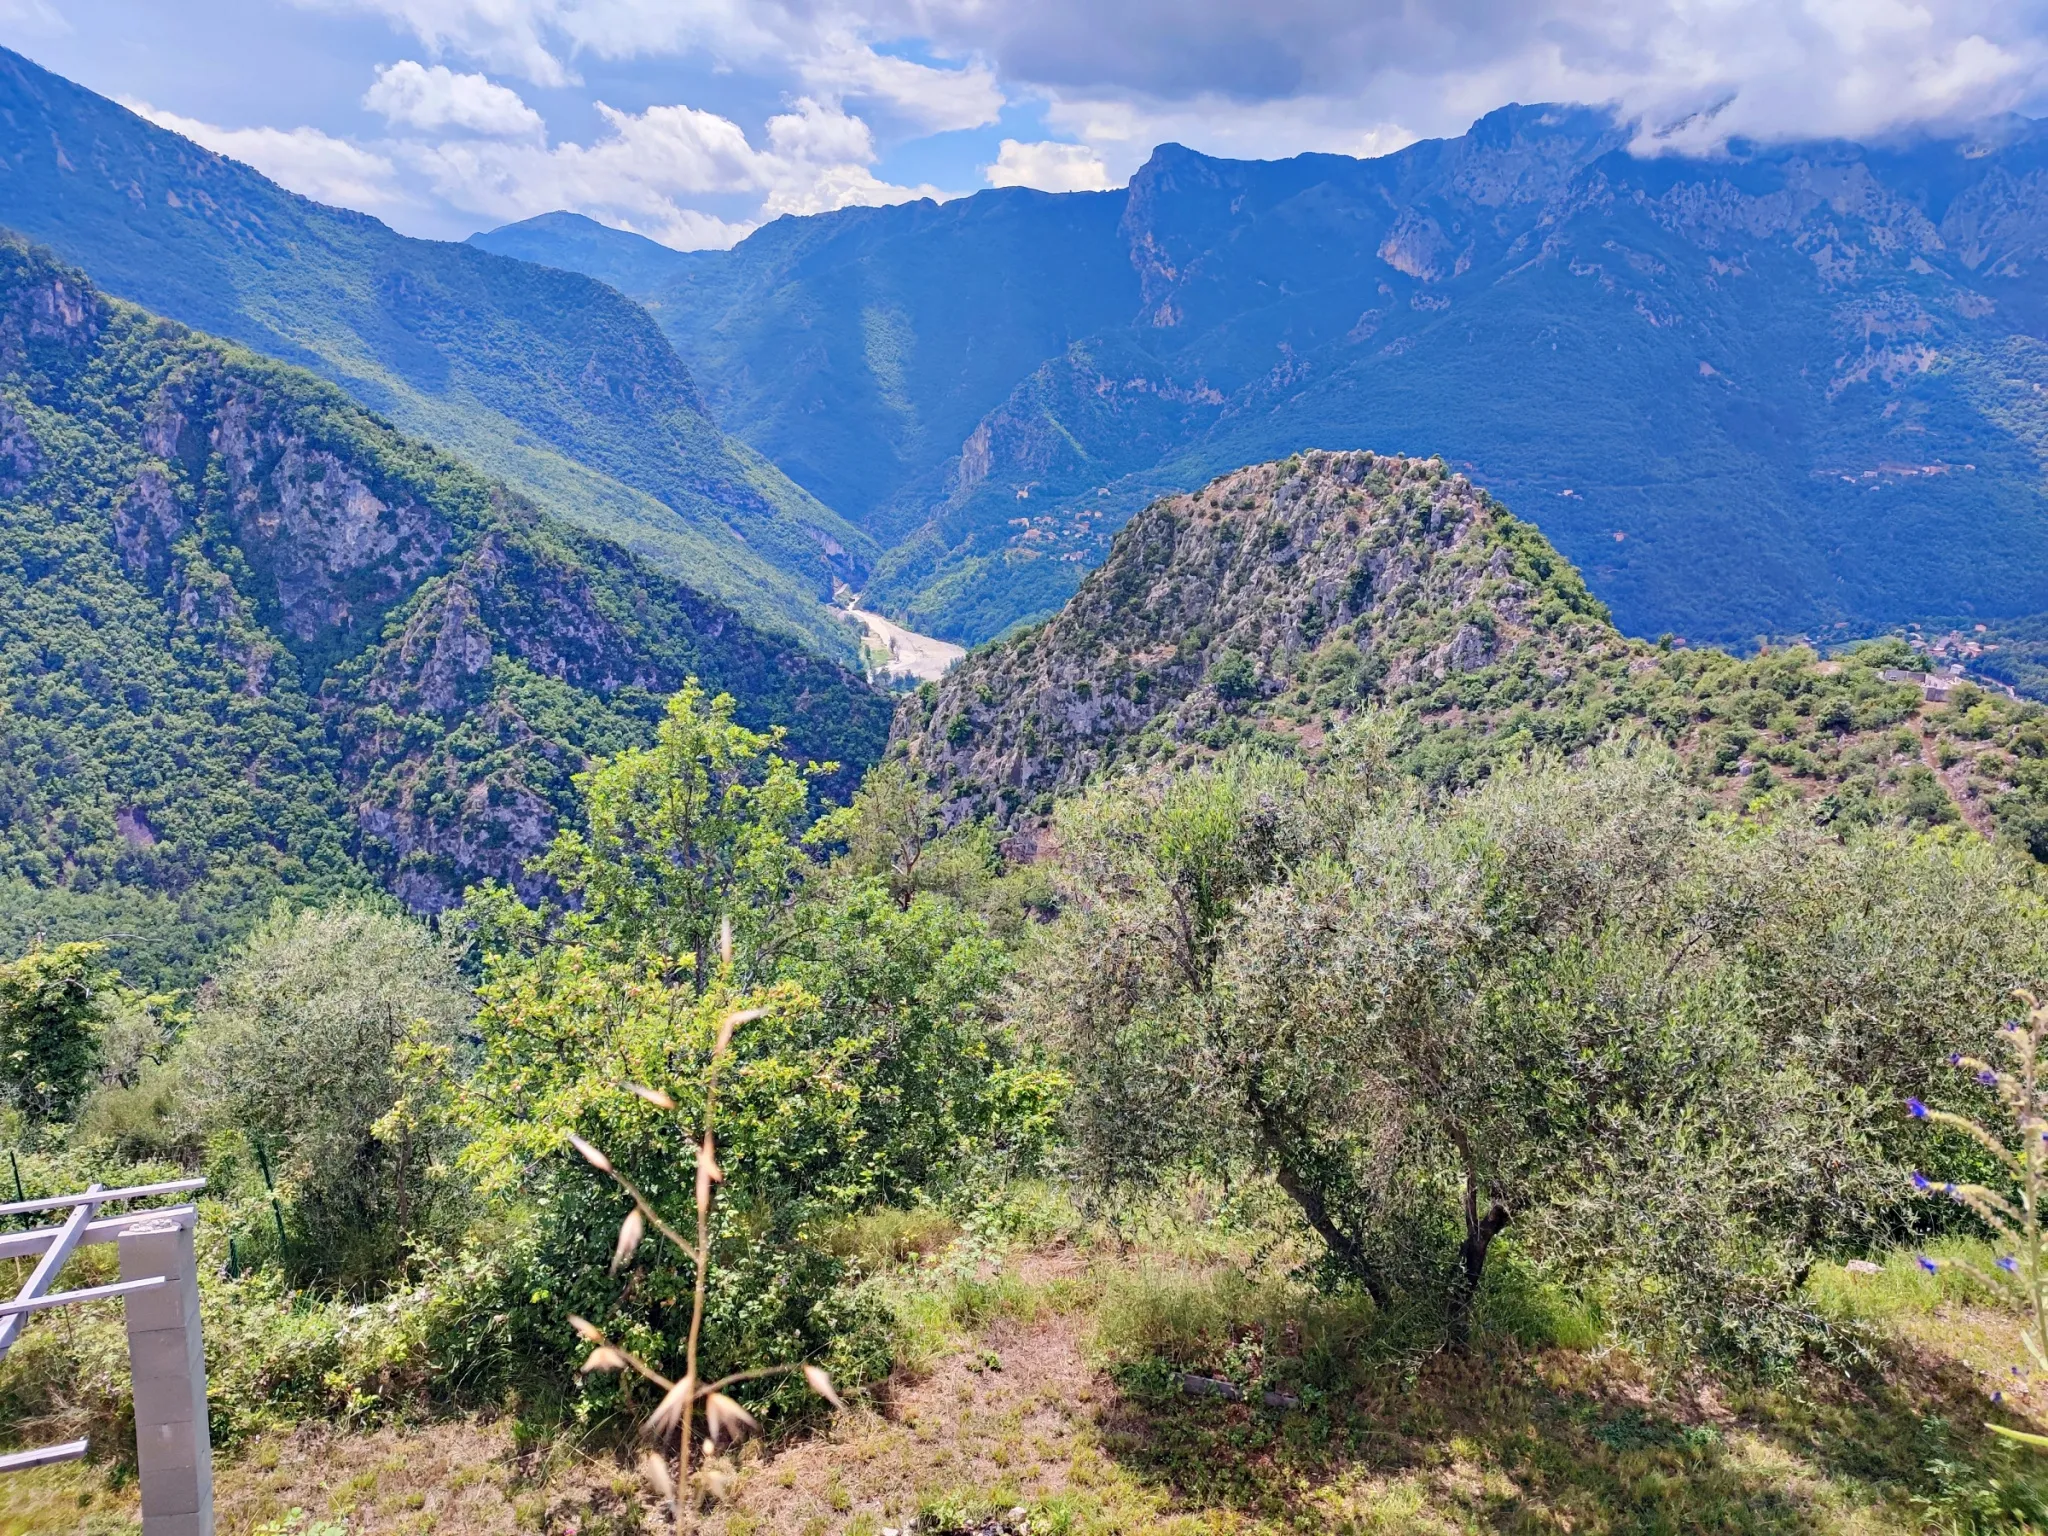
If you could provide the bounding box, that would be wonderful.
[118,1216,212,1536]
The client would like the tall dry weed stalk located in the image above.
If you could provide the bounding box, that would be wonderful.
[566,917,842,1524]
[1910,987,2048,1448]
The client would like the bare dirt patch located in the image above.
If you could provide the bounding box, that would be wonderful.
[705,1316,1100,1534]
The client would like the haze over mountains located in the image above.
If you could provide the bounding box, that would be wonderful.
[479,105,2048,652]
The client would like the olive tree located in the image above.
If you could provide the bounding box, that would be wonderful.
[179,900,473,1284]
[1034,741,1994,1355]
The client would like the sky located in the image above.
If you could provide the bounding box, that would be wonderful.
[3,0,2046,250]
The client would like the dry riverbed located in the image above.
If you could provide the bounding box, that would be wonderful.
[843,603,964,683]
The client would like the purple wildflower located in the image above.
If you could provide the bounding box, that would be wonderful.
[1919,1255,1941,1273]
[2001,1256,2021,1273]
[1980,1069,2001,1087]
[1907,1098,1929,1118]
[1995,1390,2006,1403]
[1950,1052,1964,1066]
[1912,1172,1932,1191]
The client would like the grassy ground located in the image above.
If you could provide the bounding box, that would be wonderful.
[5,1224,2046,1535]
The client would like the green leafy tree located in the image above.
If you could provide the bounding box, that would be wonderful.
[0,942,114,1123]
[1033,743,1993,1355]
[447,705,1047,1423]
[178,901,473,1285]
[805,760,999,910]
[1209,647,1259,701]
[777,879,1057,1198]
[534,681,823,985]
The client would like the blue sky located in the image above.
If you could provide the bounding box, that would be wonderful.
[5,0,2047,248]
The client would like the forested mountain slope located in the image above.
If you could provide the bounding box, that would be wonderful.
[0,238,889,984]
[488,107,2048,650]
[892,450,2048,858]
[0,47,872,659]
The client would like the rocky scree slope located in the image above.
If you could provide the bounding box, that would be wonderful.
[894,450,2048,860]
[0,239,888,983]
[0,46,872,659]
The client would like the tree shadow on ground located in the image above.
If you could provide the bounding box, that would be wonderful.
[1090,1332,2040,1533]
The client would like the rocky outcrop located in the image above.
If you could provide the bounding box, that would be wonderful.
[893,450,1610,824]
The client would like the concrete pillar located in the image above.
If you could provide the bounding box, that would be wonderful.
[117,1218,212,1536]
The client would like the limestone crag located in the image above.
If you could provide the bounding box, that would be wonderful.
[893,449,1609,824]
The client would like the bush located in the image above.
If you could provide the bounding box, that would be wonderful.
[1209,648,1259,701]
[176,900,474,1288]
[0,942,115,1122]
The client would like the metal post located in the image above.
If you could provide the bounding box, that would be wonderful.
[0,1192,211,1524]
[118,1217,212,1536]
[250,1136,289,1264]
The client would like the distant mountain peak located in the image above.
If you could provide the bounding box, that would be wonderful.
[442,95,2048,656]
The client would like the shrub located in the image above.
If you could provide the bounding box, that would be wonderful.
[176,900,474,1288]
[0,942,115,1122]
[1209,648,1259,701]
[450,964,897,1422]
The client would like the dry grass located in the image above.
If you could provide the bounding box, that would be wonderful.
[9,1238,2046,1536]
[3,1417,659,1536]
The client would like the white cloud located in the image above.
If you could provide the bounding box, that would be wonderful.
[402,94,940,247]
[1042,94,1418,184]
[0,0,65,35]
[293,0,783,85]
[294,0,2048,152]
[984,138,1115,192]
[917,0,2048,152]
[121,100,407,211]
[364,60,544,138]
[801,40,1004,133]
[143,0,2048,255]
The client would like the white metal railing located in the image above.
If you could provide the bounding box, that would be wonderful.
[0,1178,213,1534]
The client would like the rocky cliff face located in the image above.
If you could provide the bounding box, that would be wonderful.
[0,238,889,971]
[533,104,2048,652]
[0,44,876,659]
[892,450,2048,868]
[894,449,1611,824]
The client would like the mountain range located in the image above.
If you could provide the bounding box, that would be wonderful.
[478,107,2048,653]
[0,46,871,661]
[0,236,887,985]
[9,44,2048,979]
